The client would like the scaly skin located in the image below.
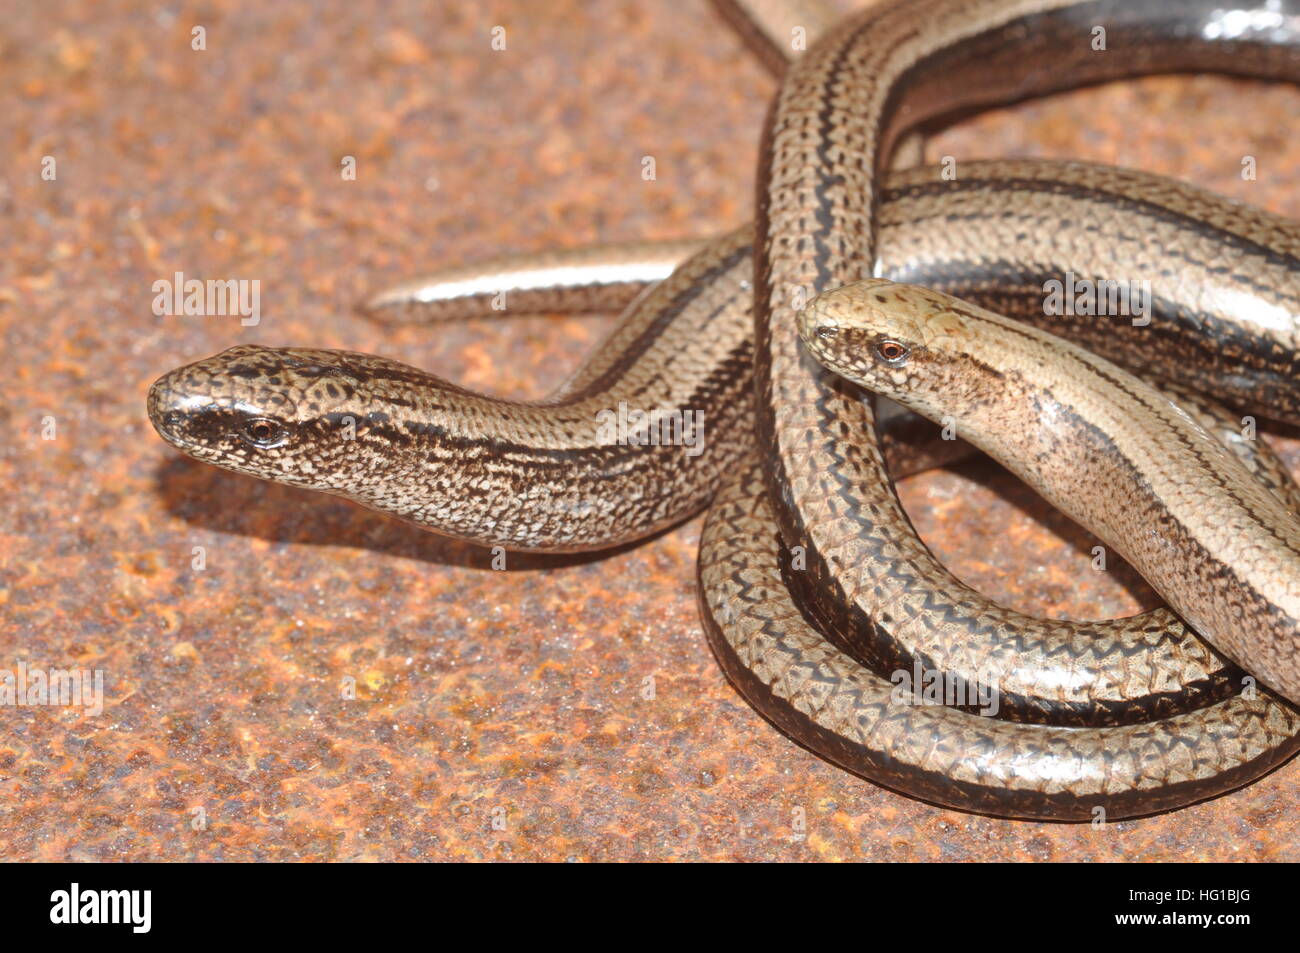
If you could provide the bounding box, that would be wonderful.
[801,277,1300,706]
[744,0,1300,795]
[699,457,1300,821]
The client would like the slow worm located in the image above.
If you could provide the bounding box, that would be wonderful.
[147,1,1300,817]
[802,277,1300,702]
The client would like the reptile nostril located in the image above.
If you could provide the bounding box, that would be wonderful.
[147,374,186,439]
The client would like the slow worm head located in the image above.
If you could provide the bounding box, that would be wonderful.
[799,278,978,424]
[148,344,445,494]
[801,278,1300,709]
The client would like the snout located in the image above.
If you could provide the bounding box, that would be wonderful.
[798,295,842,361]
[147,369,193,447]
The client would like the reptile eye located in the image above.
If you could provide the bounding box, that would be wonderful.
[876,340,910,364]
[240,417,287,448]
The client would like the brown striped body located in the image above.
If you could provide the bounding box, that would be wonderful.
[802,278,1300,706]
[698,458,1300,821]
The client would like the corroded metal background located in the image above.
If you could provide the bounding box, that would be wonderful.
[3,0,1300,860]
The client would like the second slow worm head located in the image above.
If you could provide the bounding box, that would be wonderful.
[799,278,1300,708]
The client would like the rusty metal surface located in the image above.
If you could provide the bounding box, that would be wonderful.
[2,0,1299,860]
